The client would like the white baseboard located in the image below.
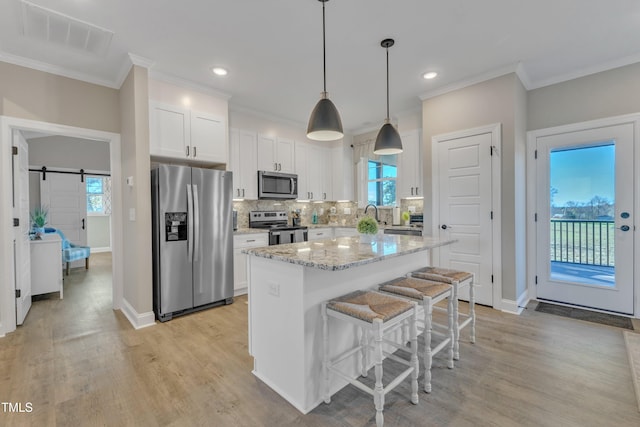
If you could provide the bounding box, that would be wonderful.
[501,290,529,315]
[120,298,155,330]
[90,247,111,253]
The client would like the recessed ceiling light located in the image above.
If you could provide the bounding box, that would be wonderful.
[423,71,438,80]
[212,67,228,76]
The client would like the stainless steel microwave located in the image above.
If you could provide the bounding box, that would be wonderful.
[257,170,298,200]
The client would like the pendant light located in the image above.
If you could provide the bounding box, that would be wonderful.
[307,0,343,141]
[374,38,403,155]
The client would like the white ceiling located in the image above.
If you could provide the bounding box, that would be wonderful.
[2,0,640,133]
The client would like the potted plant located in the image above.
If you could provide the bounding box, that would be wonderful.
[402,211,411,226]
[30,205,48,236]
[357,216,378,244]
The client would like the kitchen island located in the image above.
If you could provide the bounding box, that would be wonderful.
[244,234,455,414]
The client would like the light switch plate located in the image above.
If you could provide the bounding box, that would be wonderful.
[129,208,136,221]
[344,207,351,215]
[408,206,416,213]
[268,282,280,297]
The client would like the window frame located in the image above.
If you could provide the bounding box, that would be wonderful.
[86,176,107,216]
[367,158,397,207]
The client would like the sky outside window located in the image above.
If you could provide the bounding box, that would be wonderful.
[550,143,615,207]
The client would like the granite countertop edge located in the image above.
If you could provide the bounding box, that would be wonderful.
[243,237,455,271]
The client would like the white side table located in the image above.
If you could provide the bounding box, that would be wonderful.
[30,234,63,298]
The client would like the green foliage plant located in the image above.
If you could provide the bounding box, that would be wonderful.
[30,206,48,228]
[357,216,378,235]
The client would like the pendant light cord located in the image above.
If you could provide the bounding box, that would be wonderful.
[386,46,389,120]
[322,1,327,94]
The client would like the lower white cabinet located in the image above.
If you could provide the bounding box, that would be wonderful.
[233,233,269,296]
[308,228,333,241]
[334,227,359,237]
[30,234,63,298]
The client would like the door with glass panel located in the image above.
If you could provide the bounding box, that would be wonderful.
[535,123,634,314]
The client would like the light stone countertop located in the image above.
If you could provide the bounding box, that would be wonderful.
[243,234,455,271]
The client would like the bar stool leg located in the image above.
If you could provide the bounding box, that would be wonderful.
[322,303,331,404]
[409,306,419,405]
[373,319,385,427]
[470,276,476,344]
[447,290,455,369]
[359,327,368,377]
[453,283,460,360]
[423,296,433,393]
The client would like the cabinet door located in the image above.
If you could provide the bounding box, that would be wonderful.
[229,128,242,197]
[257,134,277,171]
[233,234,269,295]
[295,141,309,200]
[398,130,422,198]
[318,147,332,201]
[238,130,258,199]
[307,145,324,201]
[191,111,226,163]
[149,102,190,158]
[276,137,295,173]
[308,228,333,241]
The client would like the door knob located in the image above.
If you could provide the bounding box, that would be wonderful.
[441,224,448,230]
[618,225,630,232]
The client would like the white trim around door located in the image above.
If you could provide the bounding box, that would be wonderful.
[527,113,640,318]
[432,123,503,311]
[0,116,123,336]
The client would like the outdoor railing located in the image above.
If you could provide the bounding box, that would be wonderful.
[550,219,615,267]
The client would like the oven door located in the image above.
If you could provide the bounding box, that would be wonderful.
[258,171,297,199]
[270,230,295,245]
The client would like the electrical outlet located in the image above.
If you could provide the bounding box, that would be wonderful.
[408,206,416,213]
[344,207,351,215]
[268,282,280,297]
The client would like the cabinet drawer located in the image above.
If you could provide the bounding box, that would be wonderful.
[234,234,269,248]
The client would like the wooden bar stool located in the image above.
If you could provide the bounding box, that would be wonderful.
[322,290,419,427]
[378,277,454,393]
[410,267,475,360]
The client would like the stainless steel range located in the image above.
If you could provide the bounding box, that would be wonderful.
[249,211,308,245]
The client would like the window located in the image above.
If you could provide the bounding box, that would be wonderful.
[367,158,397,206]
[86,176,111,215]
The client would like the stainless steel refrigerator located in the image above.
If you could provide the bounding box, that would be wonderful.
[151,165,234,322]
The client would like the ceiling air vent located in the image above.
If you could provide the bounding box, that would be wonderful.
[20,0,114,56]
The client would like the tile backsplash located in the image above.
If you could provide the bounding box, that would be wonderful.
[233,199,423,228]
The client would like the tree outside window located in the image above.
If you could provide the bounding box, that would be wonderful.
[87,177,107,214]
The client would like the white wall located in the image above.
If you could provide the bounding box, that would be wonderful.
[88,216,111,250]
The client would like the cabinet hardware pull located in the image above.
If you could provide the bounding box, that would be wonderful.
[193,146,197,158]
[410,187,414,195]
[274,163,277,171]
[186,146,190,157]
[237,189,240,197]
[242,189,245,197]
[416,187,419,195]
[247,239,256,242]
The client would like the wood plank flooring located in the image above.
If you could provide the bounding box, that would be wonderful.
[1,252,639,426]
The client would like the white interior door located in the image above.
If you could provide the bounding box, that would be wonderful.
[40,172,87,268]
[535,123,634,314]
[13,131,31,325]
[437,132,494,306]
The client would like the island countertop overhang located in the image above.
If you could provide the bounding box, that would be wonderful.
[242,235,456,271]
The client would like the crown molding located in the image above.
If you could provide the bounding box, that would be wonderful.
[149,70,232,100]
[0,50,119,89]
[114,53,156,88]
[419,63,521,101]
[514,62,532,89]
[128,53,155,69]
[527,51,640,90]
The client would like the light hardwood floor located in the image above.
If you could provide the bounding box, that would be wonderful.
[1,252,639,426]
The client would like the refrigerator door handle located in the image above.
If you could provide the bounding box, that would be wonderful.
[193,184,200,262]
[187,184,194,262]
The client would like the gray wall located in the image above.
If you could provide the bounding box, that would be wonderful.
[528,62,640,131]
[88,216,111,249]
[28,135,110,170]
[422,73,524,303]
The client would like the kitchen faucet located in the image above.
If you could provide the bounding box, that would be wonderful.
[364,204,379,223]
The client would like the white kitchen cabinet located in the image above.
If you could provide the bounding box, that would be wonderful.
[30,234,63,298]
[150,101,227,164]
[233,233,269,296]
[295,141,332,201]
[229,128,258,199]
[397,129,423,198]
[334,227,359,237]
[308,228,333,241]
[257,134,295,173]
[332,143,354,202]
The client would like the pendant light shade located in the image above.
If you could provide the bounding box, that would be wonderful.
[307,0,343,141]
[374,38,403,155]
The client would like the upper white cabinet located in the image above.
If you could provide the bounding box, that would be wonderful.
[229,128,258,199]
[332,143,354,202]
[257,134,295,173]
[397,129,423,198]
[295,141,332,201]
[150,101,227,164]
